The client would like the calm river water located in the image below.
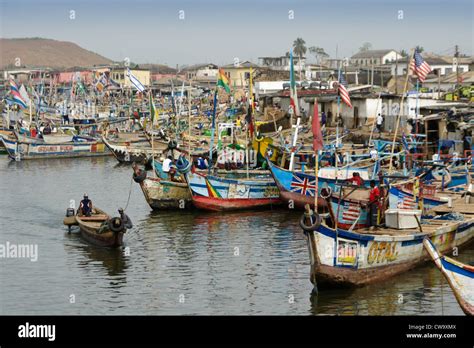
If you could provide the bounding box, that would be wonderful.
[0,156,471,315]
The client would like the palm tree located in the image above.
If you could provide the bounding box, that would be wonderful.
[359,42,372,52]
[400,49,408,57]
[415,45,424,53]
[293,38,307,80]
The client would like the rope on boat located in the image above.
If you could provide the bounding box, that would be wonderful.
[123,176,134,211]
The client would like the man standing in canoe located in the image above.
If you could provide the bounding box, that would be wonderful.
[79,194,93,217]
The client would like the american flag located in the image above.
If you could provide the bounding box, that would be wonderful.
[410,50,432,82]
[342,202,360,221]
[338,74,352,108]
[397,194,416,210]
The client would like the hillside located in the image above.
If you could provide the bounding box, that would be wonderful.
[0,38,112,69]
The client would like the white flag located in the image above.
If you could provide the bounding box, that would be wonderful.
[127,68,145,92]
[19,84,31,105]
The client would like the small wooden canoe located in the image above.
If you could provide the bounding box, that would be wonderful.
[423,238,474,316]
[63,207,127,248]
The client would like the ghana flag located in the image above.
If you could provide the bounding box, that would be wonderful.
[217,68,231,93]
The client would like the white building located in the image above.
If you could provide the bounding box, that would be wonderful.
[389,57,470,76]
[350,49,403,67]
[258,56,306,72]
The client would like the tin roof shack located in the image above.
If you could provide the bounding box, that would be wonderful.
[422,104,474,157]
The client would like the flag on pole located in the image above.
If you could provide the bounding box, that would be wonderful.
[127,68,146,92]
[217,68,231,93]
[94,72,108,92]
[9,79,27,108]
[149,92,158,125]
[338,74,352,108]
[312,98,324,151]
[289,49,299,116]
[19,84,31,105]
[410,49,432,82]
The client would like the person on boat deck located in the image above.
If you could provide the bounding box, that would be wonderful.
[348,172,363,186]
[80,194,93,217]
[367,181,381,227]
[118,208,133,229]
[369,146,378,161]
[43,123,52,135]
[196,156,208,170]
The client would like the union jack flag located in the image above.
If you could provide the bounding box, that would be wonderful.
[342,202,360,221]
[290,174,317,196]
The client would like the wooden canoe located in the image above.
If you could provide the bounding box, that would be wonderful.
[423,238,473,315]
[64,207,127,248]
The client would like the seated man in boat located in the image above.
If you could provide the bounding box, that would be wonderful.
[162,155,173,179]
[347,172,363,186]
[118,208,133,229]
[367,181,381,228]
[196,156,208,170]
[79,194,93,217]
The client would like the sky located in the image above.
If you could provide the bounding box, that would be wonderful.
[0,0,472,67]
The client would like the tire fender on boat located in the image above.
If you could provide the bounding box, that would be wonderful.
[168,140,178,150]
[108,217,124,233]
[300,212,321,232]
[133,168,147,183]
[320,187,332,199]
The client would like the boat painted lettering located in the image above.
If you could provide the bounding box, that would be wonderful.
[367,241,398,264]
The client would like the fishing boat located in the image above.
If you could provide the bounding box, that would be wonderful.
[300,205,474,288]
[388,185,448,212]
[267,159,371,209]
[327,186,371,230]
[186,169,280,211]
[102,135,169,164]
[132,162,192,210]
[423,238,473,315]
[63,207,127,248]
[0,135,110,160]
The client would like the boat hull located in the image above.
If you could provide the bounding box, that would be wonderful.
[303,217,474,288]
[186,170,280,211]
[424,239,474,315]
[138,176,192,210]
[1,136,110,160]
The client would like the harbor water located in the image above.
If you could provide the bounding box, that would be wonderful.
[0,156,471,315]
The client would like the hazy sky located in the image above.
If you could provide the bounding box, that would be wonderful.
[0,0,472,67]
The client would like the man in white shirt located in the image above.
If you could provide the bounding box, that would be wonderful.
[376,114,383,132]
[162,156,173,173]
[370,148,378,161]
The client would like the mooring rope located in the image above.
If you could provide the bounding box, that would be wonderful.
[123,176,133,211]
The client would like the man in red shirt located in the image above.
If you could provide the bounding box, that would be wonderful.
[348,172,364,186]
[368,180,380,227]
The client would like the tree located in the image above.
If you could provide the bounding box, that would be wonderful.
[293,38,307,80]
[293,38,307,59]
[415,45,424,53]
[309,46,329,64]
[400,49,408,57]
[359,42,372,52]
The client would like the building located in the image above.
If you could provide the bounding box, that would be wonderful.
[389,56,470,77]
[221,61,260,88]
[181,63,218,83]
[258,56,306,72]
[304,64,335,81]
[350,49,403,67]
[109,67,150,88]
